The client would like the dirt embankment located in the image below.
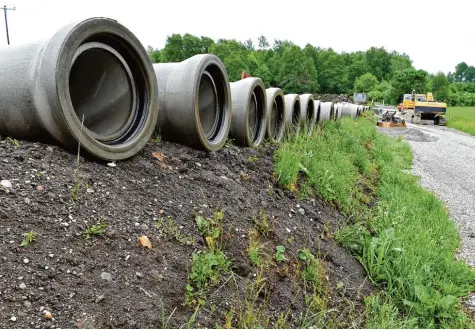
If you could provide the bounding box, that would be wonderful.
[0,135,372,328]
[313,94,353,103]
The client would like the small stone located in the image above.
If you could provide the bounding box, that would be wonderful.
[36,185,44,191]
[159,209,165,214]
[107,162,116,167]
[61,222,69,227]
[44,310,53,320]
[298,208,305,215]
[296,204,300,208]
[124,255,130,261]
[285,227,291,233]
[10,316,16,322]
[1,180,12,188]
[23,300,32,308]
[19,283,26,290]
[195,162,202,167]
[23,258,29,264]
[24,197,31,204]
[135,272,144,278]
[288,214,292,218]
[86,188,94,193]
[95,295,105,303]
[100,272,112,282]
[134,222,140,227]
[139,224,149,231]
[46,147,53,152]
[48,254,54,258]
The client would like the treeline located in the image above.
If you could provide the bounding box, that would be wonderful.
[147,34,475,106]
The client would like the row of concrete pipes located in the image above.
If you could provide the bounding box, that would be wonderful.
[0,17,370,161]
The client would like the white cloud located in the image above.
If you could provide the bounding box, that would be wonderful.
[1,0,475,74]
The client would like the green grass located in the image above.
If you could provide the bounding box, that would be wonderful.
[446,107,475,135]
[274,117,475,328]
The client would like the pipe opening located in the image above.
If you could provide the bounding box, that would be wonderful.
[292,100,300,125]
[248,86,265,144]
[69,42,137,143]
[316,103,321,123]
[198,64,227,143]
[306,100,314,123]
[269,95,284,140]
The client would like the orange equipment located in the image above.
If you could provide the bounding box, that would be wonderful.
[241,71,251,79]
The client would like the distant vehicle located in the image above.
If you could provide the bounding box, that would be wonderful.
[353,93,368,104]
[397,91,447,125]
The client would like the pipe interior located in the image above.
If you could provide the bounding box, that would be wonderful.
[69,43,136,142]
[306,100,314,123]
[316,104,321,123]
[270,95,284,139]
[198,64,227,143]
[248,86,265,144]
[292,100,300,125]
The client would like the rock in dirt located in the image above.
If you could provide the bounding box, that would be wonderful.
[298,208,305,215]
[139,224,149,231]
[19,283,26,290]
[100,272,112,282]
[1,179,12,188]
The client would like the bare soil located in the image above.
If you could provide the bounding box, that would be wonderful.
[0,135,372,328]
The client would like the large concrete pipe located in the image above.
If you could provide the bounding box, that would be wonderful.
[153,54,231,151]
[299,94,316,135]
[229,77,267,147]
[0,17,159,161]
[316,101,334,122]
[284,94,301,126]
[265,88,285,142]
[314,100,321,123]
[341,103,359,118]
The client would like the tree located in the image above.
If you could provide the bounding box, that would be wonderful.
[390,52,413,73]
[390,68,429,103]
[365,47,392,81]
[258,35,269,49]
[429,72,450,102]
[354,73,378,93]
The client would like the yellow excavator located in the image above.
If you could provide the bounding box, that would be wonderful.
[398,90,447,125]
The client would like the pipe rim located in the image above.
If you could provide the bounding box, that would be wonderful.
[69,41,138,143]
[55,17,159,160]
[247,83,266,146]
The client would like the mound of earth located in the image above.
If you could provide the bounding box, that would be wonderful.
[313,94,353,103]
[0,135,372,328]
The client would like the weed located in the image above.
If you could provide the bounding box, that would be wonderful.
[6,136,20,147]
[152,131,162,143]
[20,231,37,247]
[246,228,271,267]
[185,250,231,307]
[275,245,288,262]
[159,300,177,329]
[195,210,227,252]
[297,248,325,294]
[83,222,108,240]
[156,216,195,245]
[247,155,258,162]
[250,209,271,236]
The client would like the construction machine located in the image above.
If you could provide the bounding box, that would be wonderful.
[398,90,447,125]
[376,108,407,128]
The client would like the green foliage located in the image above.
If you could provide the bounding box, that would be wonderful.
[390,68,429,103]
[354,73,378,93]
[156,216,196,245]
[446,107,475,135]
[276,118,474,328]
[195,211,225,252]
[429,72,450,102]
[275,245,288,262]
[20,231,37,247]
[83,223,108,240]
[185,250,231,307]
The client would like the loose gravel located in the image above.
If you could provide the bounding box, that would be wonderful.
[378,122,475,312]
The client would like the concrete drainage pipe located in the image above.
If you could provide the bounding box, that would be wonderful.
[284,94,301,134]
[229,77,267,147]
[265,88,285,142]
[0,17,159,161]
[341,103,359,118]
[153,54,231,151]
[299,94,316,135]
[317,101,334,122]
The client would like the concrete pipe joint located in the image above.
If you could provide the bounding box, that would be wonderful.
[299,94,316,134]
[0,17,159,161]
[341,103,359,118]
[229,78,267,147]
[153,54,231,151]
[265,88,286,142]
[334,103,343,120]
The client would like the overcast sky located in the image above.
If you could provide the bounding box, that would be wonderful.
[1,0,474,75]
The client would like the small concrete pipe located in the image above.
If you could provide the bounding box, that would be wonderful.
[317,101,334,122]
[153,54,231,151]
[284,94,301,126]
[229,77,267,147]
[341,103,359,118]
[265,88,286,142]
[299,94,316,134]
[0,17,159,161]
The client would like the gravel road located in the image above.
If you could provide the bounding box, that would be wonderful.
[378,122,475,312]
